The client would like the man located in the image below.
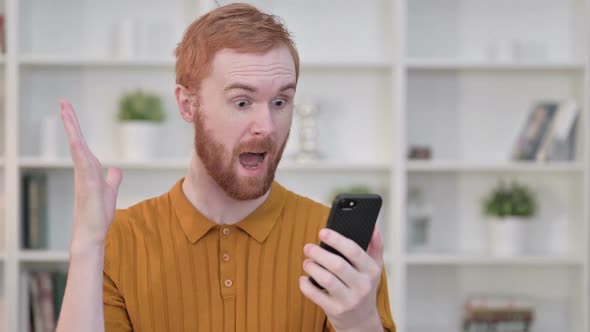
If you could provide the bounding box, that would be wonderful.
[56,3,395,332]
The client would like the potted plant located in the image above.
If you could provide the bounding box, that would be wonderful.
[117,89,165,161]
[482,180,537,257]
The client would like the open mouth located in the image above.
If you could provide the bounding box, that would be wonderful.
[239,152,267,170]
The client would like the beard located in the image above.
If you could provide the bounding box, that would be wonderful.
[193,110,288,201]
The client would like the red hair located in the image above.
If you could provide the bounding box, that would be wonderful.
[175,3,300,94]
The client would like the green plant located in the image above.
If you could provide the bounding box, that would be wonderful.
[483,180,537,219]
[118,89,165,122]
[329,185,371,203]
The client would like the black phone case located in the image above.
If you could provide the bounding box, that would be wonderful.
[309,193,382,290]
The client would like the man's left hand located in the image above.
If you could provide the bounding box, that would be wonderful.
[299,225,385,332]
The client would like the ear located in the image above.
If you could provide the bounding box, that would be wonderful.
[175,84,196,123]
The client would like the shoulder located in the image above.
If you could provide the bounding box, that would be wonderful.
[105,191,172,251]
[279,183,331,229]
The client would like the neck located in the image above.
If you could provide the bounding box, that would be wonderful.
[182,152,271,225]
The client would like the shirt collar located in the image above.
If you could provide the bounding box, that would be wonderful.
[170,178,288,244]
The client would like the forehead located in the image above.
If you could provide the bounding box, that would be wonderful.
[209,46,296,88]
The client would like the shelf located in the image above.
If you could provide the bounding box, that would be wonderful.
[300,60,392,70]
[19,157,188,170]
[406,160,584,173]
[19,250,69,263]
[405,253,583,266]
[19,55,176,68]
[406,58,584,71]
[19,55,392,71]
[279,160,392,172]
[19,157,393,172]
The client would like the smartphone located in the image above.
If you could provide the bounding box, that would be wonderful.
[309,193,382,290]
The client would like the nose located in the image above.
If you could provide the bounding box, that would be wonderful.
[251,105,275,136]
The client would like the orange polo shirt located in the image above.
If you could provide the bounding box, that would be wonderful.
[103,178,395,331]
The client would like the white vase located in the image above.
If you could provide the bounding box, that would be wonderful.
[488,217,527,257]
[283,112,299,160]
[118,122,160,161]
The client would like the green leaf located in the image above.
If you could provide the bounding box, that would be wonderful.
[482,180,536,219]
[118,89,166,122]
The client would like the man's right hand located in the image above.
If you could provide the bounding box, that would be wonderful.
[56,100,122,332]
[60,100,123,252]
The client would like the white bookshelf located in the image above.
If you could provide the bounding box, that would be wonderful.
[18,56,393,71]
[1,0,589,332]
[405,254,584,267]
[18,157,393,173]
[406,160,585,173]
[19,250,69,264]
[19,55,177,68]
[407,58,585,71]
[402,1,589,332]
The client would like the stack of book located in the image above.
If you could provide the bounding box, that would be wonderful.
[21,173,49,249]
[0,13,5,54]
[511,100,579,162]
[463,295,534,332]
[28,271,68,332]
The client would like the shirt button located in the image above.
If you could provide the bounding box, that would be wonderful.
[224,279,233,288]
[222,253,231,262]
[222,228,230,235]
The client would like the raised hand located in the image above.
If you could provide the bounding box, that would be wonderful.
[60,100,123,249]
[56,100,123,332]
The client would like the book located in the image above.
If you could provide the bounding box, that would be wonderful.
[29,272,61,332]
[463,295,534,332]
[0,14,5,54]
[52,272,68,321]
[511,102,559,161]
[21,174,49,249]
[37,272,56,332]
[547,100,579,161]
[29,274,43,332]
[536,100,580,162]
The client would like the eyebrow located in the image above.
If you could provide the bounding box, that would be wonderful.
[223,82,297,93]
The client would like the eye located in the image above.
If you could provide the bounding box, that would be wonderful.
[233,99,251,109]
[272,98,288,109]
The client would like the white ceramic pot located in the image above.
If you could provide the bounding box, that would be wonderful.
[118,121,160,161]
[488,217,527,257]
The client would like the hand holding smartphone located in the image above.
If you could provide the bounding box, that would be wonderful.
[309,193,382,290]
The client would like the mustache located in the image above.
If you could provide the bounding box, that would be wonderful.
[235,136,274,154]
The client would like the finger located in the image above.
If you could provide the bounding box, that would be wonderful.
[303,243,356,287]
[299,275,338,311]
[59,100,89,165]
[318,228,371,272]
[366,224,384,268]
[105,167,123,192]
[302,258,347,298]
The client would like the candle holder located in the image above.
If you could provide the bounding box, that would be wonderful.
[294,101,322,162]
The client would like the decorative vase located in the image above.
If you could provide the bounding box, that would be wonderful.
[488,217,527,257]
[407,187,432,253]
[283,111,299,160]
[118,121,160,161]
[294,101,321,162]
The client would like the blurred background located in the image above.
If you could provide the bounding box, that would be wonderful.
[0,0,588,331]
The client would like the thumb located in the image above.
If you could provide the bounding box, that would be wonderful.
[106,167,123,192]
[367,223,384,268]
